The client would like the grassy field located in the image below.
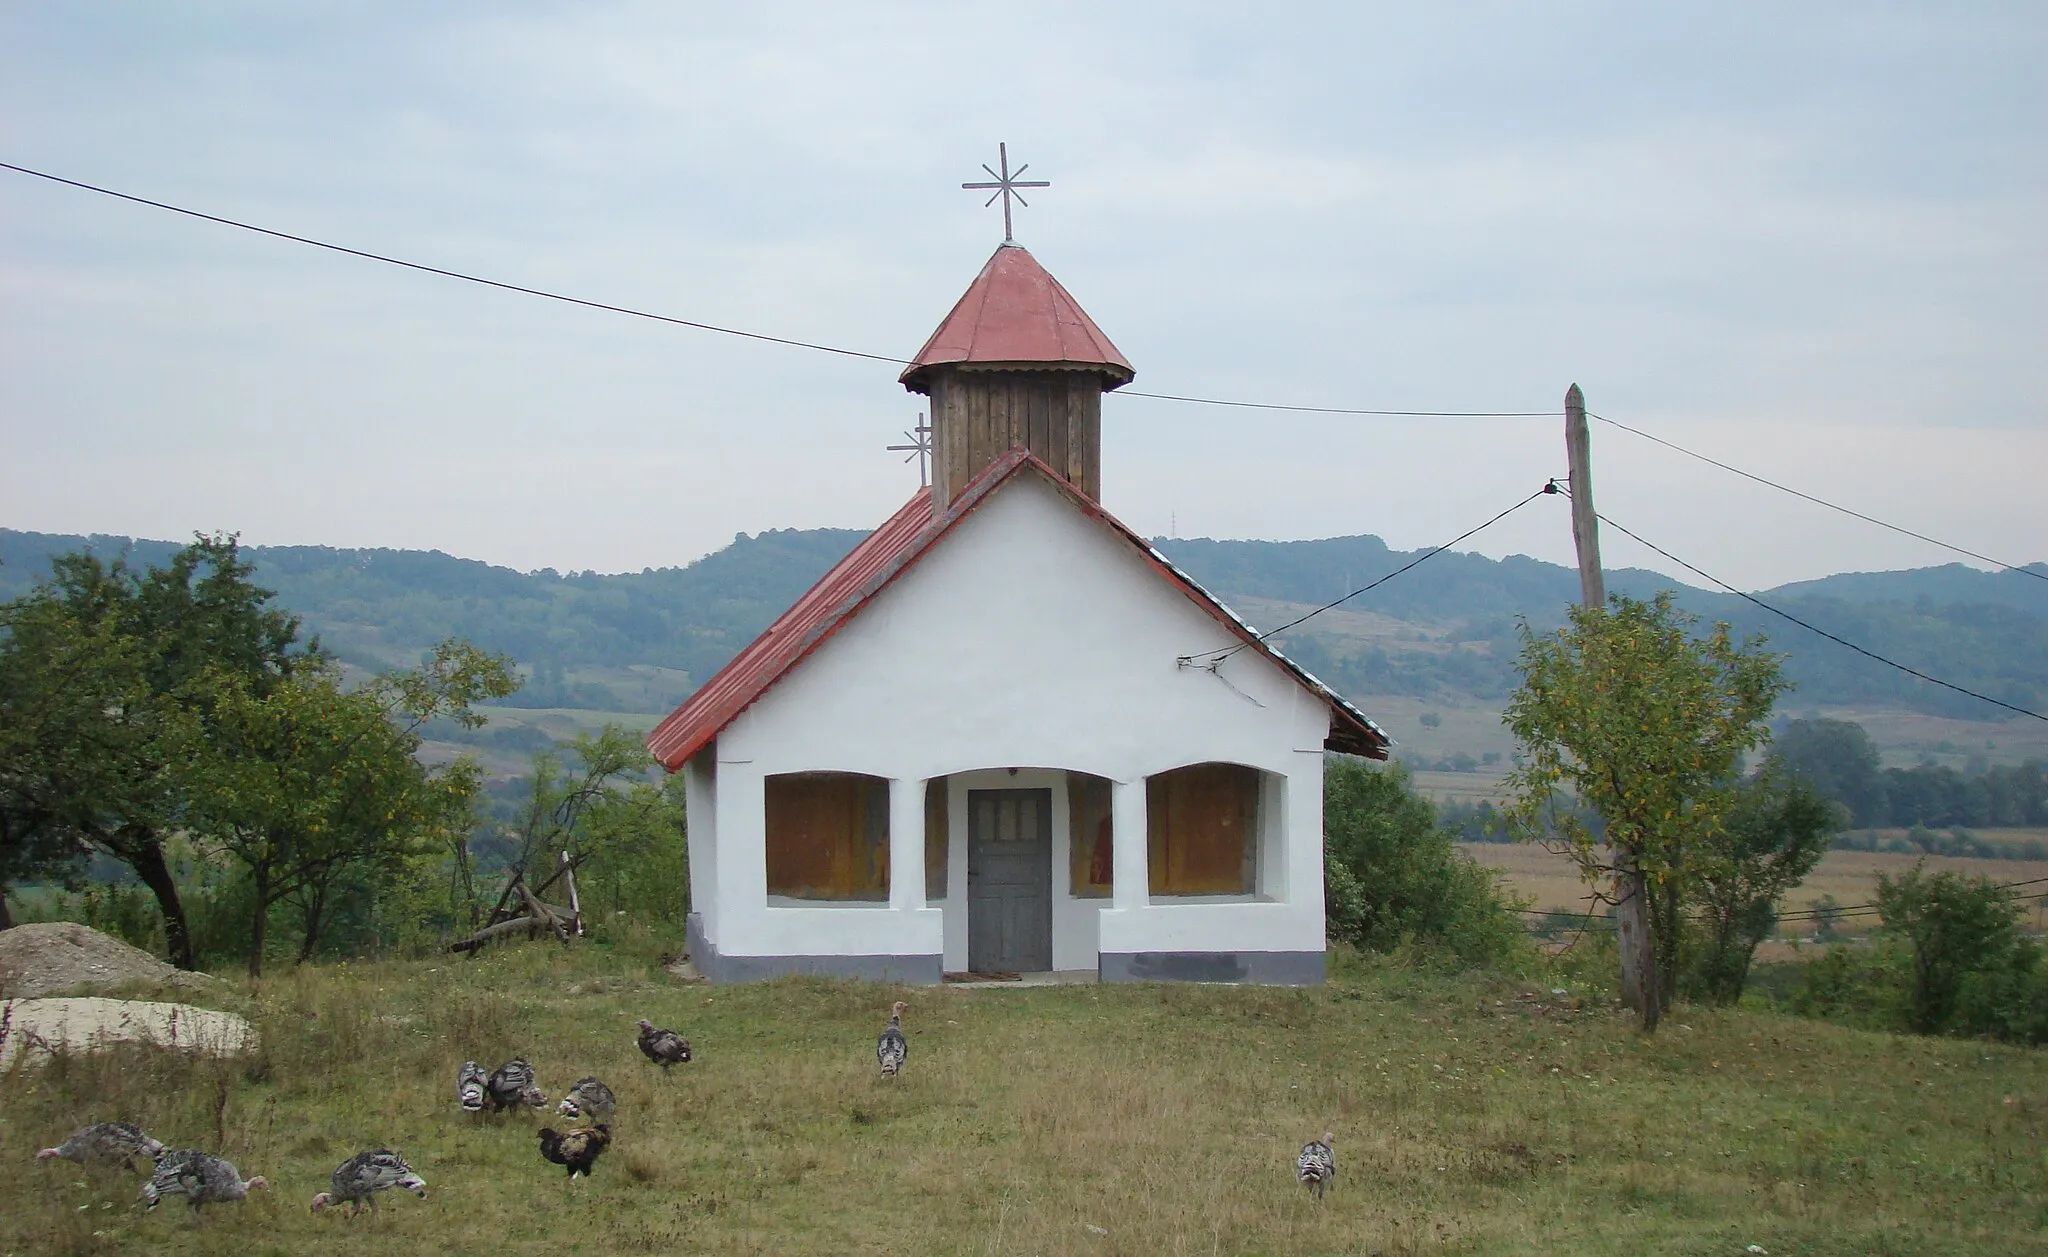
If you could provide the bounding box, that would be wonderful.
[5,941,2044,1255]
[1461,842,2048,937]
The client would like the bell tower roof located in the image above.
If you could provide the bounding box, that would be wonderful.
[899,244,1133,395]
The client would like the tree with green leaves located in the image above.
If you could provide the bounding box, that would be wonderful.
[180,641,516,975]
[1686,769,1842,1004]
[1503,592,1788,1030]
[1876,865,2026,1035]
[0,597,135,927]
[1771,717,1887,826]
[1321,757,1526,967]
[454,728,687,949]
[0,536,310,965]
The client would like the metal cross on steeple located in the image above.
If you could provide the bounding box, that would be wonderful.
[961,143,1049,243]
[887,417,933,486]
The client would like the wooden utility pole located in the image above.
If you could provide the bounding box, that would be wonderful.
[1565,382,1660,1031]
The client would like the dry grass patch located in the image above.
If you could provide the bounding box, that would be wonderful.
[2,944,2043,1255]
[1461,842,2048,941]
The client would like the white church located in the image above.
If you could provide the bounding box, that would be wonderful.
[648,240,1390,985]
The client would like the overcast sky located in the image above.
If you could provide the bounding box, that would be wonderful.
[4,2,2043,591]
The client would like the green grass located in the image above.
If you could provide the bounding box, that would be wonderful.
[4,942,2044,1255]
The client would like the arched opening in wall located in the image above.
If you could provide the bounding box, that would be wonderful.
[764,772,889,902]
[1067,772,1113,898]
[1146,762,1271,899]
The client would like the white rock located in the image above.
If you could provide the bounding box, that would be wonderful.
[0,997,255,1069]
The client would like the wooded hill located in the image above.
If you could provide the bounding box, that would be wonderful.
[4,527,2044,724]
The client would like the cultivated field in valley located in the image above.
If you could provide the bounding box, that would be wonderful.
[1459,843,2048,940]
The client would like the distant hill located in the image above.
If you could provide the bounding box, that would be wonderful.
[1766,563,2048,618]
[4,527,2043,723]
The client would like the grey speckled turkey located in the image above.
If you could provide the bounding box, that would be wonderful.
[537,1124,611,1179]
[636,1019,691,1071]
[557,1076,616,1122]
[1296,1130,1335,1199]
[486,1058,547,1113]
[140,1149,269,1212]
[876,1001,907,1078]
[457,1060,488,1114]
[35,1122,165,1172]
[311,1148,427,1218]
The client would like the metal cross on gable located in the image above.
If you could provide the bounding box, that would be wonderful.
[962,142,1049,243]
[887,417,933,486]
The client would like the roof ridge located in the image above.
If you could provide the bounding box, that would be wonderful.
[645,452,1386,770]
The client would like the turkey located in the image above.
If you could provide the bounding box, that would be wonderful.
[557,1076,616,1122]
[36,1122,165,1172]
[1296,1130,1335,1199]
[537,1124,611,1179]
[876,1001,908,1078]
[485,1058,547,1113]
[636,1019,691,1071]
[457,1060,488,1114]
[310,1149,427,1218]
[140,1149,268,1212]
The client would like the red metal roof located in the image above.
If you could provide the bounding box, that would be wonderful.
[899,244,1134,394]
[645,452,1388,771]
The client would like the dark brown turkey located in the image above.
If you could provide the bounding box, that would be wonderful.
[537,1124,611,1179]
[636,1018,691,1071]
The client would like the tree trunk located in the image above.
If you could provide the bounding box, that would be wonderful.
[126,839,196,970]
[295,882,328,966]
[0,890,14,930]
[1654,874,1683,1006]
[248,868,269,979]
[1614,859,1661,1032]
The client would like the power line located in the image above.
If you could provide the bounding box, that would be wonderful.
[1180,485,1552,666]
[1590,411,2048,585]
[0,160,910,366]
[1591,507,2048,723]
[11,160,2045,576]
[0,160,1576,418]
[1120,391,1550,418]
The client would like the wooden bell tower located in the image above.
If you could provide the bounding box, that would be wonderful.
[900,244,1134,509]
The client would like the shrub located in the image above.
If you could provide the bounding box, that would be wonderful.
[1789,868,2046,1046]
[1876,865,2024,1035]
[1791,939,1912,1031]
[1323,757,1529,968]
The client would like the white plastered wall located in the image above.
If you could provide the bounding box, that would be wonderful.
[702,472,1332,963]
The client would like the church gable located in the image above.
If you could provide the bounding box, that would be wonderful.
[650,451,1386,775]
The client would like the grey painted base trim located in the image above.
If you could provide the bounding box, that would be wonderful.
[1099,950,1326,986]
[685,914,942,985]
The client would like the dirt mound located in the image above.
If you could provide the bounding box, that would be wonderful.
[0,922,208,999]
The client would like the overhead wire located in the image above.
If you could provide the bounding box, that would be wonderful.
[1178,485,1552,668]
[0,160,1610,419]
[1119,391,1550,418]
[1514,876,2048,929]
[0,160,911,366]
[1579,498,2048,724]
[1588,411,2048,584]
[6,159,2043,584]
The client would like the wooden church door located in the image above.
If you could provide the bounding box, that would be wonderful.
[967,788,1053,973]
